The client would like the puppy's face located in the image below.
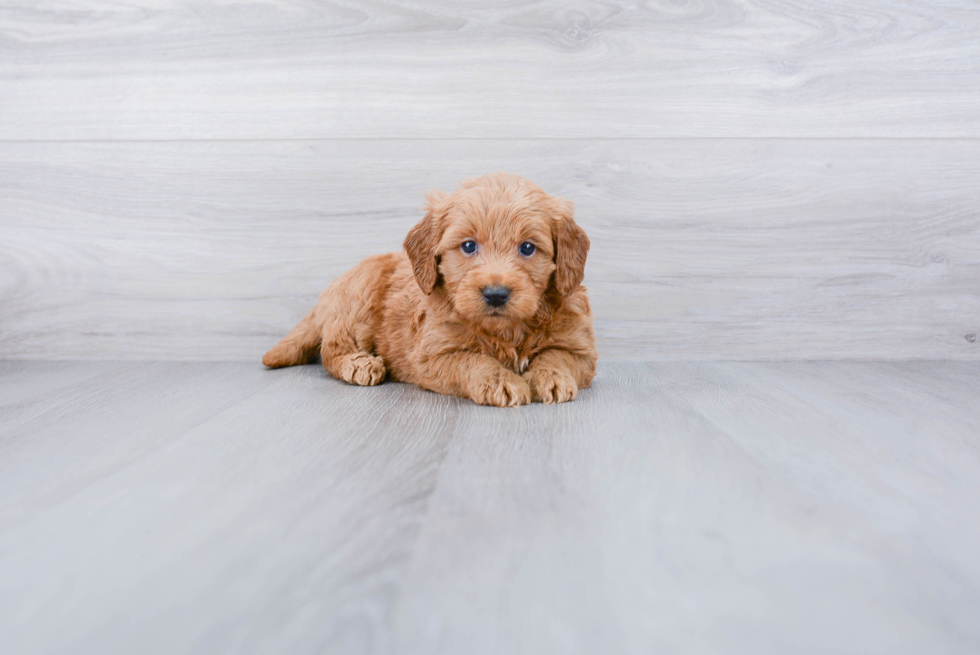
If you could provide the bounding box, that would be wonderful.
[437,193,556,325]
[405,173,589,329]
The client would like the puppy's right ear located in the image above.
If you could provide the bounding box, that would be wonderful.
[404,190,449,294]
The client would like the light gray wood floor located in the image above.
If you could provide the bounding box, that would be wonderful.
[2,360,978,655]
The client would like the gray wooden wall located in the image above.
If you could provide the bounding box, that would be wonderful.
[2,1,978,361]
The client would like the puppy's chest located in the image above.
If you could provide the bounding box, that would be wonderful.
[476,335,544,375]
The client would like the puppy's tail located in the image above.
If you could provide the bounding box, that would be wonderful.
[263,311,321,368]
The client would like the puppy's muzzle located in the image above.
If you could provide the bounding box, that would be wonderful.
[482,286,510,308]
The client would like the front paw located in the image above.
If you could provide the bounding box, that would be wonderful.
[471,369,532,407]
[524,368,578,404]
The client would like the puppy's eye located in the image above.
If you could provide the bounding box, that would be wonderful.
[461,240,477,255]
[519,242,536,257]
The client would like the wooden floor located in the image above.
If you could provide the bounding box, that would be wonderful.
[2,360,978,654]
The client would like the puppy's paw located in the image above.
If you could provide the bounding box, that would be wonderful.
[524,368,578,404]
[471,369,532,407]
[338,352,386,386]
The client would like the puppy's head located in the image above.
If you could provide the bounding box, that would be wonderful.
[404,172,589,328]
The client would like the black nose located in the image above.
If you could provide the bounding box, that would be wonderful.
[482,286,510,307]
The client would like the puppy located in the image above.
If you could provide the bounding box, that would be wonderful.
[263,172,597,407]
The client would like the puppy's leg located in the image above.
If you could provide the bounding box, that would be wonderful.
[263,311,321,368]
[322,344,386,387]
[320,321,386,387]
[317,256,393,387]
[418,352,532,407]
[523,348,596,404]
[263,302,383,383]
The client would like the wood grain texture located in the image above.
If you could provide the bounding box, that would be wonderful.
[0,361,460,655]
[1,0,979,139]
[1,360,979,654]
[1,139,978,361]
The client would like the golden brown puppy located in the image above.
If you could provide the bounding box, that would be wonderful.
[263,172,596,407]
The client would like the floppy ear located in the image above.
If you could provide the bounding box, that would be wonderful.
[551,197,590,296]
[404,190,449,294]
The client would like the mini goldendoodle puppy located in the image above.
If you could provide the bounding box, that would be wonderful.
[263,172,597,407]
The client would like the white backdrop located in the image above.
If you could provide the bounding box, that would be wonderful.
[2,1,978,360]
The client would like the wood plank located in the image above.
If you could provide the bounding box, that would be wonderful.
[0,361,143,435]
[390,361,980,654]
[0,362,272,506]
[1,139,977,360]
[2,1,979,139]
[4,361,977,653]
[0,362,458,654]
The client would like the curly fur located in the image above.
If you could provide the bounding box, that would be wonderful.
[263,172,597,407]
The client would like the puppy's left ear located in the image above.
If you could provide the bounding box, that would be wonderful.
[404,190,449,294]
[551,197,590,296]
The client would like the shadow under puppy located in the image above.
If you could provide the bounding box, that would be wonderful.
[263,172,597,407]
